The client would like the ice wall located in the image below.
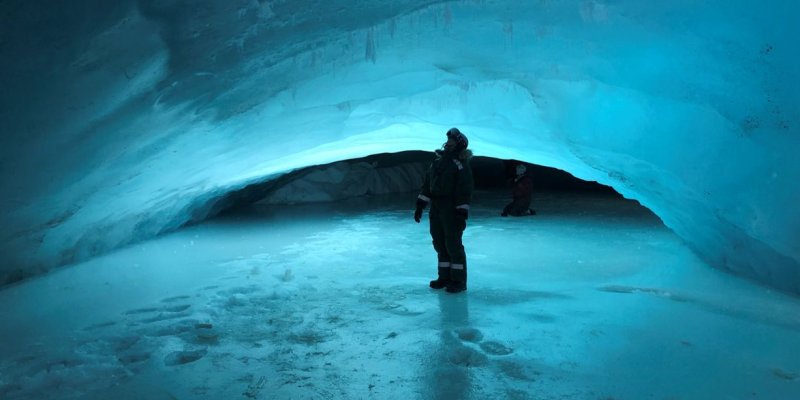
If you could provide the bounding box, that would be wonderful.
[1,1,798,292]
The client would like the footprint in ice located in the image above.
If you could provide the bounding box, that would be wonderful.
[164,348,207,366]
[162,295,192,303]
[382,302,425,316]
[448,345,489,367]
[118,352,151,365]
[479,340,514,356]
[164,304,191,312]
[453,327,484,343]
[771,368,798,381]
[124,304,191,319]
[124,307,161,315]
[193,323,219,344]
[151,319,200,337]
[137,308,193,324]
[83,321,117,331]
[452,327,513,356]
[497,360,539,382]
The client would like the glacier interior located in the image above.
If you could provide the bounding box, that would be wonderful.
[1,0,799,292]
[1,0,799,399]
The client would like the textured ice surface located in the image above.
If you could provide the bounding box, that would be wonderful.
[0,192,799,399]
[0,1,798,292]
[255,160,427,205]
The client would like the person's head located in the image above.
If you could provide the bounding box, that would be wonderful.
[444,127,469,152]
[516,164,527,176]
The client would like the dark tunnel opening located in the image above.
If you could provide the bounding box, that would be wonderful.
[210,151,621,219]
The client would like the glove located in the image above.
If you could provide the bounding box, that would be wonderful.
[414,198,428,223]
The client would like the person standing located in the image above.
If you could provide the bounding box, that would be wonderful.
[501,163,535,217]
[414,128,474,293]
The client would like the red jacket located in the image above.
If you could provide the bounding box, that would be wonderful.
[512,175,533,200]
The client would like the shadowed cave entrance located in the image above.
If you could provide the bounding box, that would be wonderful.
[211,151,623,216]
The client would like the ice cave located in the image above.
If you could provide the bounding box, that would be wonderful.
[1,1,799,399]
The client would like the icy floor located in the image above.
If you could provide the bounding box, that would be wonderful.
[1,190,799,400]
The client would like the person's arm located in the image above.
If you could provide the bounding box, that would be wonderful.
[414,165,432,223]
[418,164,432,205]
[454,159,474,217]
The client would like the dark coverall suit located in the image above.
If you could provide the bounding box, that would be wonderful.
[418,148,474,288]
[502,173,533,216]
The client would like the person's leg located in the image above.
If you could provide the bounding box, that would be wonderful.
[443,208,468,293]
[509,198,533,216]
[519,195,535,216]
[501,202,513,217]
[429,202,451,289]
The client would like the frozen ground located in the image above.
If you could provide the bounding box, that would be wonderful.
[1,190,799,400]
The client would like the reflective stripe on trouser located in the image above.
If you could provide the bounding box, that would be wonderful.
[429,198,467,284]
[436,262,451,281]
[450,264,467,286]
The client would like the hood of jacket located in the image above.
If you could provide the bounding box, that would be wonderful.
[435,148,473,160]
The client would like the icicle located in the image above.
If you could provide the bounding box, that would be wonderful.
[365,28,376,64]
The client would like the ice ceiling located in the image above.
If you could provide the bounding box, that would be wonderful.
[0,0,798,292]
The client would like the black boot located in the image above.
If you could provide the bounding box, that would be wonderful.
[445,265,467,293]
[445,281,466,293]
[429,267,450,289]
